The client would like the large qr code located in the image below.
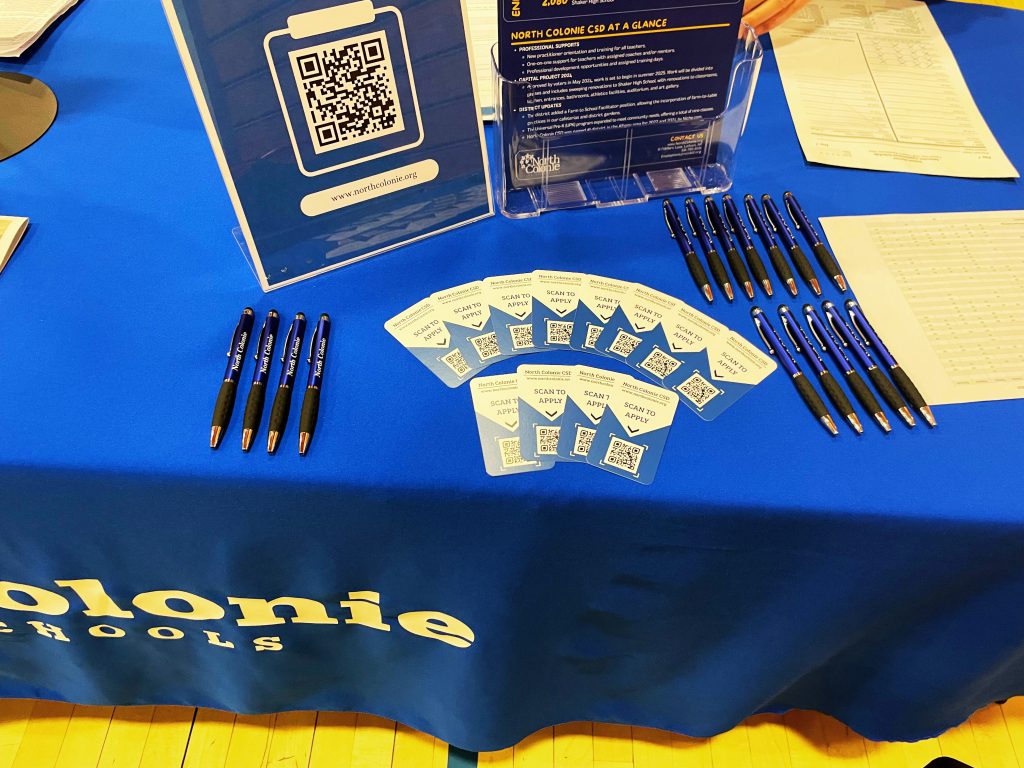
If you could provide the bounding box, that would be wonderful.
[441,348,470,377]
[573,425,596,457]
[535,425,560,455]
[608,330,642,358]
[676,371,721,409]
[603,436,645,475]
[510,324,534,350]
[639,348,681,380]
[289,31,404,154]
[546,319,573,346]
[499,437,532,468]
[471,332,501,362]
[584,324,603,349]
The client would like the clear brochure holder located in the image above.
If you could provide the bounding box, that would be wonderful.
[491,25,762,218]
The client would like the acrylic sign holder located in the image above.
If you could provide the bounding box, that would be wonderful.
[491,25,763,218]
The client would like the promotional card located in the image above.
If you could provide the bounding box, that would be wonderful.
[517,364,573,465]
[625,301,725,387]
[470,373,551,476]
[556,365,621,463]
[163,0,491,290]
[593,284,683,362]
[569,275,635,355]
[531,270,583,350]
[433,281,507,370]
[385,298,477,387]
[486,273,542,356]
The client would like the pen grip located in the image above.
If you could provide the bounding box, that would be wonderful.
[844,370,883,416]
[767,245,795,285]
[819,371,854,418]
[789,245,819,287]
[866,366,909,415]
[267,385,293,439]
[724,247,751,289]
[684,251,710,293]
[743,246,770,287]
[299,387,321,438]
[812,243,844,286]
[705,251,731,293]
[242,381,267,433]
[889,365,927,410]
[212,380,238,431]
[792,372,830,420]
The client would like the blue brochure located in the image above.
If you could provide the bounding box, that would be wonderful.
[163,0,491,290]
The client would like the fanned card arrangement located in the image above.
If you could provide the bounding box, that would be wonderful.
[386,272,776,483]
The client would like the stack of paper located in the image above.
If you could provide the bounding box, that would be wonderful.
[0,216,28,274]
[0,0,79,58]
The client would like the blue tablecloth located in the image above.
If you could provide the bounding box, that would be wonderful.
[1,0,1022,752]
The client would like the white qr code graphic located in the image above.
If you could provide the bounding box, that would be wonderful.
[639,348,681,380]
[603,436,645,475]
[676,371,721,409]
[546,319,573,345]
[573,425,596,457]
[289,31,404,154]
[584,324,603,349]
[535,425,560,455]
[498,437,532,468]
[471,332,501,362]
[510,323,534,350]
[608,330,642,358]
[441,348,470,377]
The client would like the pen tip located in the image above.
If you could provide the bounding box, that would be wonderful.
[702,284,714,303]
[743,281,755,300]
[898,407,916,427]
[762,279,773,298]
[787,279,798,296]
[822,415,839,436]
[210,426,222,449]
[810,278,822,296]
[724,283,735,302]
[241,429,253,452]
[267,431,280,454]
[875,412,892,433]
[920,405,937,427]
[835,275,848,292]
[299,433,311,456]
[847,413,864,434]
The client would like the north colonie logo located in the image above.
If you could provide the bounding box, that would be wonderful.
[0,579,475,652]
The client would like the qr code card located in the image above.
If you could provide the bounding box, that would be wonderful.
[556,366,622,463]
[569,275,634,355]
[662,330,777,421]
[592,284,682,362]
[470,374,552,476]
[587,374,678,484]
[625,303,727,386]
[485,273,542,357]
[384,298,476,388]
[531,270,583,349]
[516,364,573,465]
[433,281,507,371]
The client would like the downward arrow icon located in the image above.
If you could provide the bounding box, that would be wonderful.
[589,412,602,421]
[504,420,518,430]
[627,426,641,435]
[544,410,559,419]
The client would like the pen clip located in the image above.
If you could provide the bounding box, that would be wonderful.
[848,308,870,347]
[753,317,775,355]
[254,318,268,361]
[703,199,718,235]
[780,313,801,353]
[746,204,761,235]
[227,319,243,358]
[784,194,801,230]
[281,323,295,364]
[806,313,828,351]
[662,203,676,239]
[307,330,317,364]
[824,309,847,347]
[683,202,698,237]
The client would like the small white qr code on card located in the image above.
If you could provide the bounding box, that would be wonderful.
[471,332,501,361]
[546,320,573,345]
[289,31,404,154]
[441,348,470,377]
[608,330,642,357]
[639,348,681,380]
[603,436,645,475]
[498,437,532,468]
[573,425,596,457]
[584,324,603,349]
[535,425,560,455]
[510,324,534,350]
[676,371,721,408]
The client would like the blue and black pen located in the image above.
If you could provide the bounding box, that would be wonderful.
[723,194,773,297]
[663,199,713,303]
[763,194,821,296]
[267,312,306,454]
[784,192,847,292]
[779,305,861,434]
[752,307,838,436]
[804,305,890,433]
[210,308,254,449]
[846,300,935,427]
[685,197,734,302]
[705,196,754,300]
[745,194,797,296]
[299,314,332,456]
[823,301,915,428]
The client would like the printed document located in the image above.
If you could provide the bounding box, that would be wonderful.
[819,211,1024,405]
[466,0,497,116]
[772,0,1017,178]
[0,0,79,58]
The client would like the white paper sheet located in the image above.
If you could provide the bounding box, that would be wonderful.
[771,0,1017,179]
[0,0,79,58]
[819,211,1024,405]
[466,0,497,117]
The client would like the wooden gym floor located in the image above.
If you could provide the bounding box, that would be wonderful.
[2,697,1024,767]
